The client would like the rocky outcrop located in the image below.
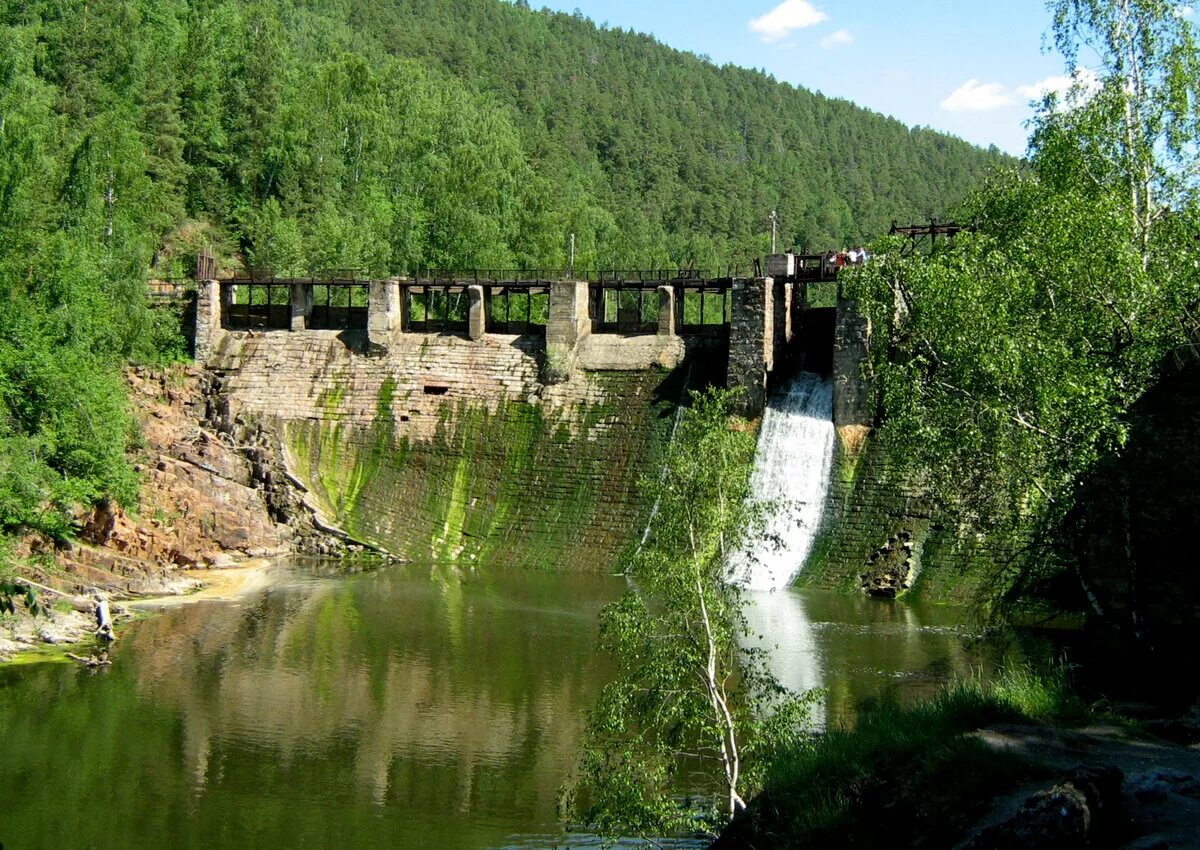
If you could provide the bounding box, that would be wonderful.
[859,528,921,597]
[1,366,316,661]
[202,368,376,556]
[959,765,1124,850]
[78,367,294,571]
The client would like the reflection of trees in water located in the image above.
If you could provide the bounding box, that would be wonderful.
[124,566,617,814]
[0,575,1053,848]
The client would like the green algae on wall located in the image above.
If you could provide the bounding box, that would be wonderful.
[283,370,680,569]
[798,435,1020,606]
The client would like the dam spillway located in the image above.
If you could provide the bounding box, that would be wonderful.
[729,372,836,590]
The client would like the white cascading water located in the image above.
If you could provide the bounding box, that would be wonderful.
[727,372,836,590]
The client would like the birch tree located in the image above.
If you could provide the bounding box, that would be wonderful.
[1040,0,1200,264]
[565,389,813,838]
[842,0,1200,611]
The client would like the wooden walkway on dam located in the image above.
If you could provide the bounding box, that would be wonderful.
[163,221,966,339]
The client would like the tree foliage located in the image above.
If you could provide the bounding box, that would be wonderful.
[1044,0,1200,261]
[566,389,814,837]
[843,0,1200,603]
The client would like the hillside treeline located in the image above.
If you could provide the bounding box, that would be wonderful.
[0,0,1001,534]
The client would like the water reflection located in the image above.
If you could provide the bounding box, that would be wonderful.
[0,566,1044,849]
[0,562,625,849]
[744,588,1042,725]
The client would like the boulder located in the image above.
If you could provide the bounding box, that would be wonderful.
[960,765,1123,850]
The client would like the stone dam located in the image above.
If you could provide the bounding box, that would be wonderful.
[188,261,984,598]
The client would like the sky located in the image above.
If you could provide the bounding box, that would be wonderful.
[531,0,1076,155]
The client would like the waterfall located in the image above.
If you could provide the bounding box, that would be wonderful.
[728,372,836,590]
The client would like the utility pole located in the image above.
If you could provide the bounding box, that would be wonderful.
[568,232,576,278]
[769,210,778,254]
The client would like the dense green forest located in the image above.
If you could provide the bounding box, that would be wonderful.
[0,0,1003,533]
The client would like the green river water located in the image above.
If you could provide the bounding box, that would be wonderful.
[0,561,1034,849]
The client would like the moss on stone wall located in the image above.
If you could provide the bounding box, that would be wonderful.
[798,435,1020,606]
[283,370,681,569]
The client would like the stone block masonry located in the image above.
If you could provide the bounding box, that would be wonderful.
[198,273,868,422]
[546,280,591,349]
[367,278,402,351]
[290,283,312,331]
[195,279,221,363]
[799,435,1029,605]
[833,297,872,427]
[206,329,708,568]
[727,278,771,416]
[198,270,872,569]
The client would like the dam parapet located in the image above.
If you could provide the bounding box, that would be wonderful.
[195,258,871,421]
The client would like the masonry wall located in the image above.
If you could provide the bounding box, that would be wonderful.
[798,434,1020,605]
[726,278,771,415]
[833,298,872,427]
[206,329,709,568]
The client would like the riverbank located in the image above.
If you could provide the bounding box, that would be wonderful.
[714,672,1200,849]
[0,365,293,664]
[0,561,284,664]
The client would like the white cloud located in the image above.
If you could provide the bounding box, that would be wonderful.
[1175,4,1195,18]
[1015,74,1075,99]
[940,79,1013,112]
[820,28,854,49]
[1015,69,1101,105]
[748,0,828,43]
[1017,69,1100,98]
[941,69,1100,113]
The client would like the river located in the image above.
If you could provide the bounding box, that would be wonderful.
[0,561,1033,849]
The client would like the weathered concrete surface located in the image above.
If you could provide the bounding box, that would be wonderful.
[367,278,402,351]
[290,282,313,331]
[575,333,687,371]
[206,329,696,567]
[798,434,1025,605]
[657,285,676,336]
[467,284,486,341]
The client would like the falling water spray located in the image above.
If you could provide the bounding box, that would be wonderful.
[728,373,836,590]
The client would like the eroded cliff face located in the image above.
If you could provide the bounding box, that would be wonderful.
[205,331,697,568]
[38,367,293,591]
[1,366,294,661]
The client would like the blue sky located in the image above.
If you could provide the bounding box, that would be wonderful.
[533,0,1073,155]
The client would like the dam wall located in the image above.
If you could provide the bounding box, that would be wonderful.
[205,328,715,567]
[195,266,870,569]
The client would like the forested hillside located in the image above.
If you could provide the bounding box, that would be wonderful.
[0,0,1004,536]
[5,0,1005,279]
